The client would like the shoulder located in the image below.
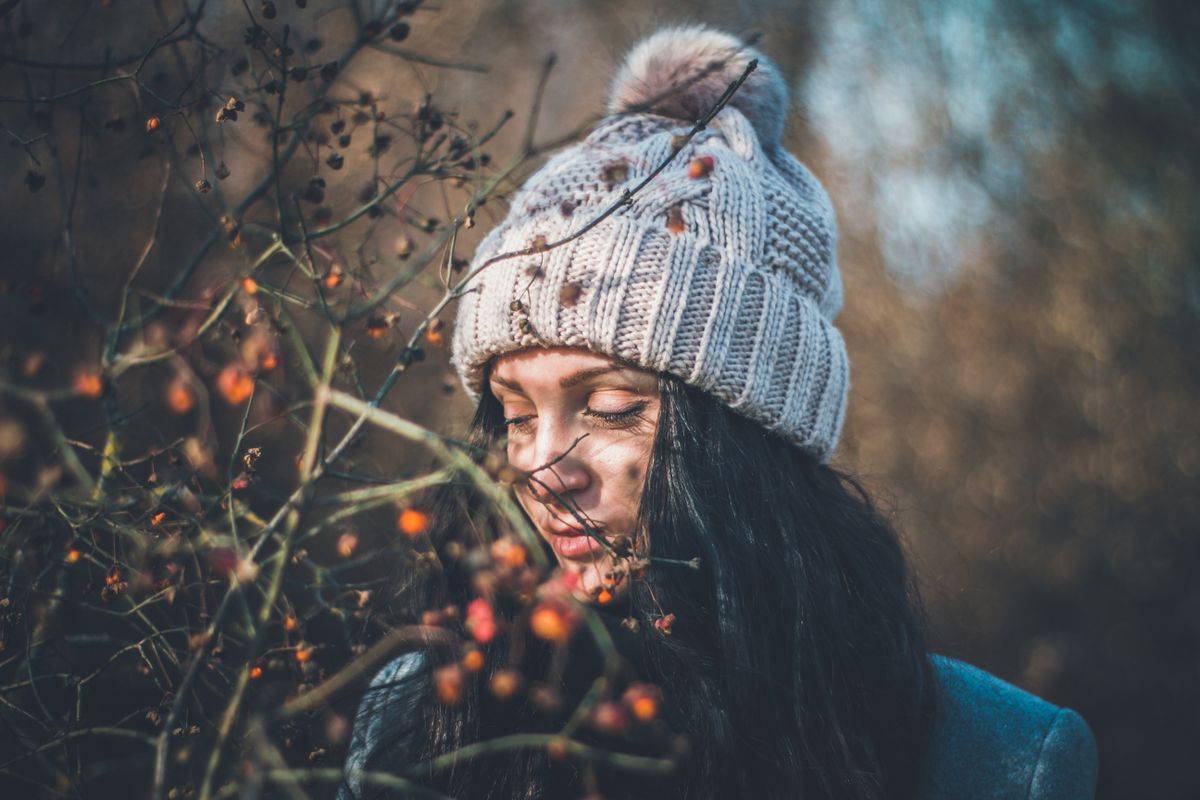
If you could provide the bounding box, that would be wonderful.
[920,655,1098,800]
[338,651,430,800]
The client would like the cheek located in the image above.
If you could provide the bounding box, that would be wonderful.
[505,435,536,472]
[604,441,652,499]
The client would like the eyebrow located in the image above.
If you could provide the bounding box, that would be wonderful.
[489,364,627,393]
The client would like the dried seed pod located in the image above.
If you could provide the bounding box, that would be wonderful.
[601,160,629,186]
[665,204,686,234]
[559,282,583,307]
[394,235,414,260]
[24,170,45,193]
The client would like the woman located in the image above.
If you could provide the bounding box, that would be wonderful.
[340,26,1097,800]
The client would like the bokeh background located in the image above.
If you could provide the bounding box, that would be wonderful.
[1,1,1197,798]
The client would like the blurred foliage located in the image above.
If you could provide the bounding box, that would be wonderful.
[0,1,1196,799]
[813,3,1199,799]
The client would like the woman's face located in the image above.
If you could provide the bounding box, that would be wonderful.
[488,347,660,603]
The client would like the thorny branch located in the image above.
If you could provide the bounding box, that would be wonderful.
[0,5,758,796]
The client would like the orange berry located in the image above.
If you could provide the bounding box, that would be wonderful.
[425,327,444,347]
[490,538,526,569]
[545,737,569,761]
[217,365,255,405]
[336,532,359,558]
[66,549,82,563]
[323,267,344,289]
[597,588,613,605]
[461,649,485,673]
[434,665,463,705]
[489,669,521,700]
[295,645,313,663]
[259,351,279,371]
[283,615,299,632]
[151,511,167,526]
[145,116,161,132]
[687,155,714,179]
[623,683,663,722]
[398,507,429,537]
[74,371,103,398]
[249,666,264,680]
[167,381,195,414]
[631,695,658,722]
[240,276,259,295]
[365,317,390,338]
[530,601,574,644]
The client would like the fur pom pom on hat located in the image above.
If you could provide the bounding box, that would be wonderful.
[607,26,789,149]
[452,26,849,461]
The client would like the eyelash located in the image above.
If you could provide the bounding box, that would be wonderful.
[503,401,648,433]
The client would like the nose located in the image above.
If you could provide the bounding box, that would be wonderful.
[524,427,591,509]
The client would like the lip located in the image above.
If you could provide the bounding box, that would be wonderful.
[543,517,607,560]
[544,515,599,535]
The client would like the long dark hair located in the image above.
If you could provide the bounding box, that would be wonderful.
[378,373,938,799]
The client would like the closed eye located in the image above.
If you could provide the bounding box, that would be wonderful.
[503,414,536,434]
[584,401,649,428]
[503,401,649,434]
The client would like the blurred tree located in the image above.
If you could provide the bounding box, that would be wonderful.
[0,0,1195,798]
[806,2,1199,798]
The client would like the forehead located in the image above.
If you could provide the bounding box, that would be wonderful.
[488,347,652,390]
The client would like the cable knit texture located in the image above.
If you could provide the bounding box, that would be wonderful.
[451,26,849,460]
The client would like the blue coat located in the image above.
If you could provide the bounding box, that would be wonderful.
[339,653,1098,799]
[921,656,1097,799]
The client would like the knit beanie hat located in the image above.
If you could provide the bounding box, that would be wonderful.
[451,25,849,461]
